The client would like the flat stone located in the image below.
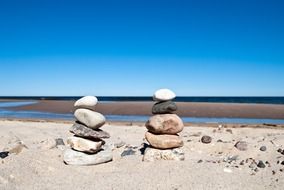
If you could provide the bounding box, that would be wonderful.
[121,148,136,157]
[153,89,176,101]
[63,148,113,166]
[152,101,178,114]
[67,136,104,154]
[146,114,184,135]
[234,141,248,151]
[74,96,98,110]
[0,152,9,159]
[70,122,110,140]
[143,147,185,162]
[74,109,106,129]
[145,132,183,149]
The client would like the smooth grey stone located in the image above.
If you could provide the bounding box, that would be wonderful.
[74,96,98,110]
[152,101,177,114]
[74,109,106,129]
[70,122,110,140]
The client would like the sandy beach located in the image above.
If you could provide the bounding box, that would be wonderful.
[1,119,284,190]
[5,100,284,119]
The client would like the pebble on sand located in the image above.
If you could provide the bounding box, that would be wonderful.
[259,146,267,151]
[201,135,212,144]
[257,160,266,168]
[234,141,248,151]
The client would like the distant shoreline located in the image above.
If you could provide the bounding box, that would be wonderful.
[0,96,284,104]
[1,99,284,120]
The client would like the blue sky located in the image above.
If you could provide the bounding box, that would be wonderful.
[0,0,283,96]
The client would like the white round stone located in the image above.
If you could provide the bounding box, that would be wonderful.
[74,109,106,129]
[67,136,104,153]
[153,89,176,101]
[74,96,98,109]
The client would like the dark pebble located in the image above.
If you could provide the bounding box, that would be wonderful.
[0,151,9,159]
[201,136,212,144]
[234,141,248,151]
[197,160,203,163]
[55,138,65,146]
[277,148,282,153]
[281,161,284,165]
[282,150,284,155]
[239,160,245,165]
[121,149,136,157]
[260,146,267,151]
[257,160,266,168]
[272,170,276,175]
[217,139,223,143]
[280,169,283,172]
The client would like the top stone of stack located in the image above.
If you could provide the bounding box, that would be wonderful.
[153,89,176,102]
[74,96,98,110]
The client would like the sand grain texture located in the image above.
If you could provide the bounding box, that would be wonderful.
[0,120,284,190]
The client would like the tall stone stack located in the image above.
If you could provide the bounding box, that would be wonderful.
[63,96,113,166]
[143,89,185,161]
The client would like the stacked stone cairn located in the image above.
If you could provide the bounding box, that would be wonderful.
[63,96,113,166]
[143,89,185,161]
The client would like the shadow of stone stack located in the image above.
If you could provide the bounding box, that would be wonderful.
[63,96,113,166]
[143,89,185,162]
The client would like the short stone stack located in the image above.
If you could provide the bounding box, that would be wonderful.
[63,96,113,166]
[143,89,185,161]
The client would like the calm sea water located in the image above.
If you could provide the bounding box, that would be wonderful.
[1,97,284,124]
[0,100,284,124]
[0,96,284,104]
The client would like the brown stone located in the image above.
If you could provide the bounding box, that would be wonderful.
[145,131,183,149]
[145,114,184,135]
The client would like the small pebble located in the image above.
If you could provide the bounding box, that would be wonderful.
[281,161,284,165]
[197,160,203,163]
[272,170,276,175]
[260,146,267,151]
[239,160,245,165]
[201,136,212,144]
[257,160,266,168]
[234,141,248,151]
[277,148,282,153]
[0,152,9,159]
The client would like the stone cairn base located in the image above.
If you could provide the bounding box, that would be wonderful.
[143,89,185,161]
[63,96,113,166]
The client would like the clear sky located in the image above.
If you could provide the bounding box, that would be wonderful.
[0,0,283,96]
